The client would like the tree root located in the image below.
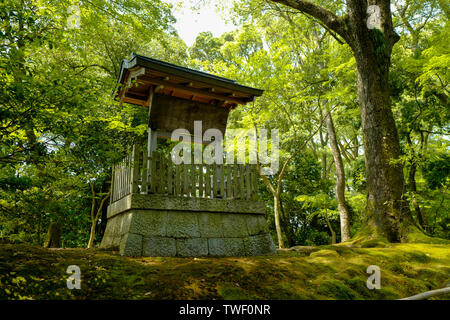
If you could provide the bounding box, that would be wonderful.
[398,286,450,300]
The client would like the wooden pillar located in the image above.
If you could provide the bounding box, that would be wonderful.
[130,144,140,193]
[110,165,115,204]
[146,86,157,185]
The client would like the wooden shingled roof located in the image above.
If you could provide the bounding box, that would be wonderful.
[116,54,264,109]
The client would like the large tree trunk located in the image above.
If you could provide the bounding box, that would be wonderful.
[325,110,351,242]
[44,222,62,248]
[348,1,410,242]
[352,39,409,241]
[272,0,412,243]
[279,197,295,247]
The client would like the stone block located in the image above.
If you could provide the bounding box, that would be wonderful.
[111,234,122,247]
[100,235,112,248]
[198,213,223,237]
[107,217,116,237]
[143,237,176,257]
[176,238,208,256]
[246,215,269,236]
[119,233,142,257]
[129,210,167,237]
[208,237,246,256]
[102,225,112,240]
[166,212,200,238]
[221,214,248,238]
[112,215,120,236]
[244,233,276,256]
[117,213,132,236]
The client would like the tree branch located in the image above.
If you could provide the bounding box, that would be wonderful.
[90,182,96,221]
[398,286,450,300]
[271,0,349,43]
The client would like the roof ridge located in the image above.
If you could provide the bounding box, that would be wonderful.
[133,54,238,84]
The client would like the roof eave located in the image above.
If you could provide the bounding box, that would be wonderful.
[116,54,264,98]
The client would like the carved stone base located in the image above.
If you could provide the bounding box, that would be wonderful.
[100,194,276,257]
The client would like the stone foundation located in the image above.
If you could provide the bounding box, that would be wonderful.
[100,194,276,257]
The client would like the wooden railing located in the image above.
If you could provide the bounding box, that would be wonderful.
[111,153,134,203]
[110,144,259,203]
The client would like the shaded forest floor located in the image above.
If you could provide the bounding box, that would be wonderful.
[0,243,449,300]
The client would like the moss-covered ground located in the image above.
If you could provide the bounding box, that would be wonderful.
[0,242,449,300]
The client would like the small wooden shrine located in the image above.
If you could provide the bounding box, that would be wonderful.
[100,53,276,257]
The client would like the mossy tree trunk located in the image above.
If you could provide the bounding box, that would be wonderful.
[272,0,412,242]
[44,222,62,248]
[350,11,410,242]
[87,182,110,249]
[279,197,295,247]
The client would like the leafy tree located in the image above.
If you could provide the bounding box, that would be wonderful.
[253,0,413,241]
[0,0,179,246]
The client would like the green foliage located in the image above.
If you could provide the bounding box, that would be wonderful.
[1,0,449,249]
[388,0,449,239]
[422,153,450,189]
[0,0,182,246]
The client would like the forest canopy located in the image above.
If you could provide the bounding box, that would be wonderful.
[0,0,448,248]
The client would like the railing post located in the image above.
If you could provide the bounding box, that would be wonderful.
[226,165,232,199]
[167,158,173,195]
[142,149,148,194]
[160,153,166,194]
[239,165,245,199]
[150,151,156,193]
[233,165,240,199]
[252,165,258,200]
[246,165,252,199]
[188,163,194,197]
[126,154,131,195]
[212,163,218,198]
[118,164,123,199]
[183,162,188,197]
[131,144,140,194]
[219,164,225,198]
[110,165,115,203]
[205,165,211,198]
[198,164,204,198]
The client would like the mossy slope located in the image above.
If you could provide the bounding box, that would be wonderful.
[0,243,449,300]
